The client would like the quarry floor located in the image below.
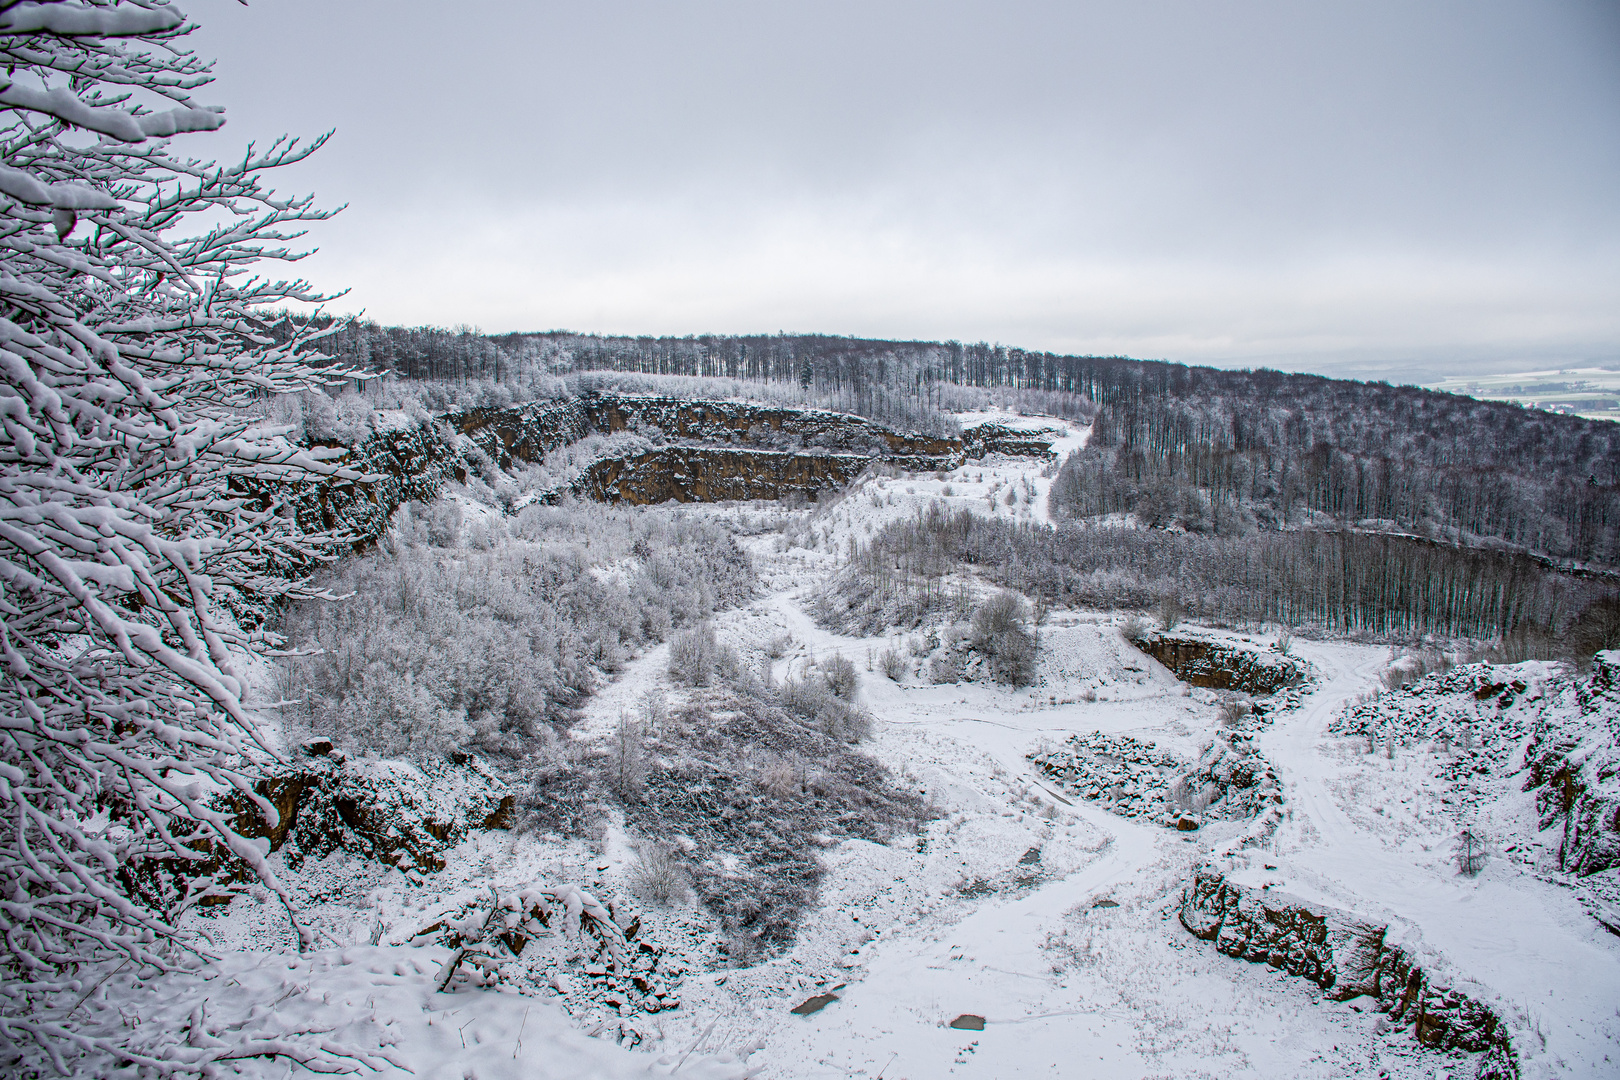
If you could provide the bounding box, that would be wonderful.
[164,410,1617,1079]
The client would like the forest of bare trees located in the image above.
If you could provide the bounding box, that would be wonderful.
[272,318,1619,571]
[819,504,1615,658]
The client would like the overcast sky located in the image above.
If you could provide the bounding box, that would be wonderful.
[188,1,1620,379]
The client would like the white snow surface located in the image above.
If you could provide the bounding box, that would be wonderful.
[127,410,1617,1079]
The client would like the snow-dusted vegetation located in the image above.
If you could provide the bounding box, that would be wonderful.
[4,6,1618,1080]
[276,502,754,760]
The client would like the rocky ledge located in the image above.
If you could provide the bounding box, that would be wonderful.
[1181,866,1518,1079]
[274,392,1064,554]
[1128,632,1307,695]
[234,739,515,875]
[570,446,873,505]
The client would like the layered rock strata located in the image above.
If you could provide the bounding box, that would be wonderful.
[571,446,871,505]
[276,392,1062,549]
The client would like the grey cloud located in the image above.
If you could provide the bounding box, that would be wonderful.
[188,0,1620,377]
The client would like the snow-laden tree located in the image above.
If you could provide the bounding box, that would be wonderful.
[0,1,365,1069]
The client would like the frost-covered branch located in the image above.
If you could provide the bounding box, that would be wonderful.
[0,2,362,1073]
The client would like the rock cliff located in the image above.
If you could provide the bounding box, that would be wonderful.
[1128,632,1306,695]
[1180,866,1518,1078]
[571,447,872,505]
[280,392,1062,548]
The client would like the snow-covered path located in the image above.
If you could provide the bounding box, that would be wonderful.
[662,576,1468,1078]
[1265,644,1620,1077]
[561,423,1620,1077]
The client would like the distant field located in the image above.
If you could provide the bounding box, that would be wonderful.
[1426,367,1620,421]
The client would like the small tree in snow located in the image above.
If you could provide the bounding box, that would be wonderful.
[1454,828,1487,877]
[0,1,359,1069]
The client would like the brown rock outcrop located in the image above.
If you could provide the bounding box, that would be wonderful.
[1129,633,1306,694]
[572,447,873,505]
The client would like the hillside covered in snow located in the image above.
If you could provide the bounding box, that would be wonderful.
[3,6,1618,1080]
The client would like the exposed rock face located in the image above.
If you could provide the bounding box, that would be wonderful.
[454,396,590,471]
[279,391,1062,552]
[1181,867,1518,1078]
[582,393,959,464]
[960,421,1059,459]
[233,742,515,874]
[572,447,872,505]
[1519,652,1620,875]
[1129,633,1306,694]
[1331,656,1620,877]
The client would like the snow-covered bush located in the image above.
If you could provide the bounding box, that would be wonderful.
[971,590,1037,686]
[627,843,689,906]
[822,653,860,700]
[0,2,362,1068]
[281,506,753,760]
[778,669,871,742]
[669,620,720,686]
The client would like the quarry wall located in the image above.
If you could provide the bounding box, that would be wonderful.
[282,392,1058,548]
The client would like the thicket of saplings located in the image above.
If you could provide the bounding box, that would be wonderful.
[281,495,925,961]
[818,503,1618,662]
[527,620,928,963]
[276,499,753,760]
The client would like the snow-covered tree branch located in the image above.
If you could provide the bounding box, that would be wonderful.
[0,1,362,1069]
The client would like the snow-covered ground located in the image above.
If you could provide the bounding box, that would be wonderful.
[117,410,1618,1079]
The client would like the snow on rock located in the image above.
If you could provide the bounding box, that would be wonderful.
[1030,729,1282,828]
[1181,867,1519,1079]
[1128,628,1308,695]
[1332,656,1620,877]
[52,946,756,1079]
[238,742,514,875]
[1028,731,1182,822]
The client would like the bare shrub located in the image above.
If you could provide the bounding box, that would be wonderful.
[766,633,793,659]
[1454,828,1487,877]
[640,688,669,738]
[971,590,1037,686]
[759,760,802,799]
[823,654,860,700]
[629,843,689,905]
[1120,613,1150,642]
[880,647,908,681]
[779,674,871,741]
[609,712,648,800]
[1158,593,1183,631]
[929,650,964,684]
[426,499,463,547]
[1275,628,1294,656]
[669,621,719,686]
